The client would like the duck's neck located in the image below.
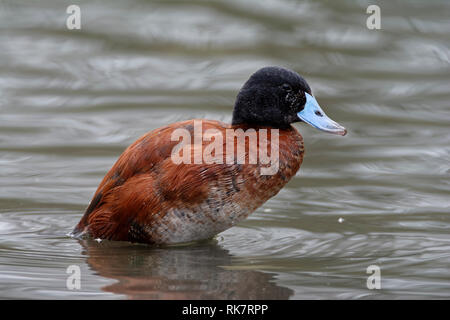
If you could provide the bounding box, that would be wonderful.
[233,126,304,212]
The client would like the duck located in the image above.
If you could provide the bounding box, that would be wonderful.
[72,66,346,245]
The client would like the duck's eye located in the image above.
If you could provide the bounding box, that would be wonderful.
[282,84,292,92]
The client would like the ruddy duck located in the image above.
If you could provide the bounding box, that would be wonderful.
[72,66,346,244]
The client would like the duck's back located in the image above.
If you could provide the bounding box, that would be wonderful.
[72,119,304,244]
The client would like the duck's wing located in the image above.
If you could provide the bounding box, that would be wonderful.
[72,119,235,242]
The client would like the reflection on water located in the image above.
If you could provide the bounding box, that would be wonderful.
[81,239,293,299]
[1,0,450,299]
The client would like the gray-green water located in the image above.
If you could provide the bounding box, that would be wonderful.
[1,0,449,299]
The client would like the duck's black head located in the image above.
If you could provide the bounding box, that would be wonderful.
[232,66,346,135]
